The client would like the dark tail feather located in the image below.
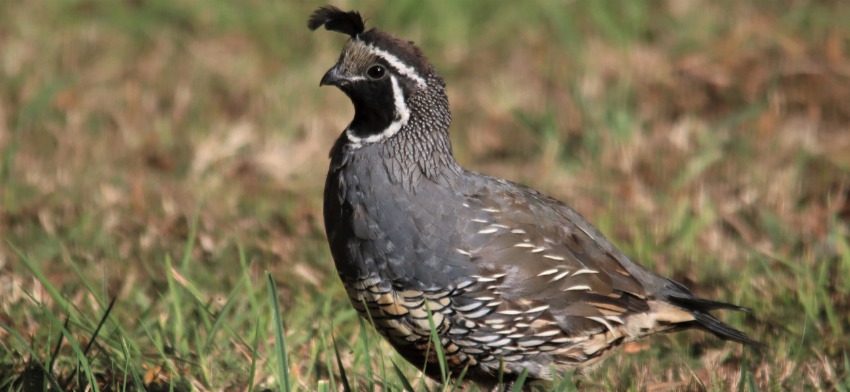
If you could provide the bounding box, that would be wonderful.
[666,294,749,313]
[665,292,763,347]
[691,311,763,347]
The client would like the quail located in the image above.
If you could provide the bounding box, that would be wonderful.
[309,6,758,390]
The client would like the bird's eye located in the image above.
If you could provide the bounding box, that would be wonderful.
[367,65,386,80]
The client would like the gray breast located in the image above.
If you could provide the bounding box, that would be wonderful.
[324,143,475,289]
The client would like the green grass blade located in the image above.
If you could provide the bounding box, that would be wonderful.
[417,339,433,392]
[164,255,186,354]
[746,367,758,392]
[203,278,245,350]
[179,211,199,270]
[119,336,147,390]
[511,367,530,392]
[738,348,749,392]
[138,313,179,375]
[247,322,260,392]
[266,272,291,392]
[496,358,507,390]
[65,250,107,308]
[448,363,469,392]
[318,380,331,392]
[239,244,262,316]
[391,360,415,392]
[356,316,376,391]
[332,334,352,392]
[11,246,71,313]
[553,373,578,392]
[424,301,448,385]
[319,325,337,392]
[121,355,130,392]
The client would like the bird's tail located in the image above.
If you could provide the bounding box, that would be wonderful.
[663,289,762,347]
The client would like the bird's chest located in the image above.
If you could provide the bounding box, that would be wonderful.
[324,159,410,280]
[323,153,467,285]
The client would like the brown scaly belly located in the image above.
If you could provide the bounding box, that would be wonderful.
[340,275,669,385]
[343,276,478,376]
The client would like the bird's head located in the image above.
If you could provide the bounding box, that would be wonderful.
[308,6,449,149]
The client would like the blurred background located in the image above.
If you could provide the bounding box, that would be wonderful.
[1,1,849,390]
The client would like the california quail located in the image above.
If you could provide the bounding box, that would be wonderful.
[309,6,758,390]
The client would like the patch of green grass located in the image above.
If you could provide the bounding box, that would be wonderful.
[2,0,850,391]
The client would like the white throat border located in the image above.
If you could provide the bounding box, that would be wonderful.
[346,75,410,149]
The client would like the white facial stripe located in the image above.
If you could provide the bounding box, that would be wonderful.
[346,75,410,149]
[366,44,426,88]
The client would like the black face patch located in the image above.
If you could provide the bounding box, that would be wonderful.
[345,75,397,140]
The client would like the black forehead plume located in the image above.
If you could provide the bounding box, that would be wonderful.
[307,6,365,37]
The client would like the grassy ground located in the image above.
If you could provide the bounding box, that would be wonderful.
[2,0,849,390]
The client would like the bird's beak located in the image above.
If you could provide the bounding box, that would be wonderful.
[320,64,343,87]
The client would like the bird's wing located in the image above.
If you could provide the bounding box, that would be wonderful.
[451,177,681,339]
